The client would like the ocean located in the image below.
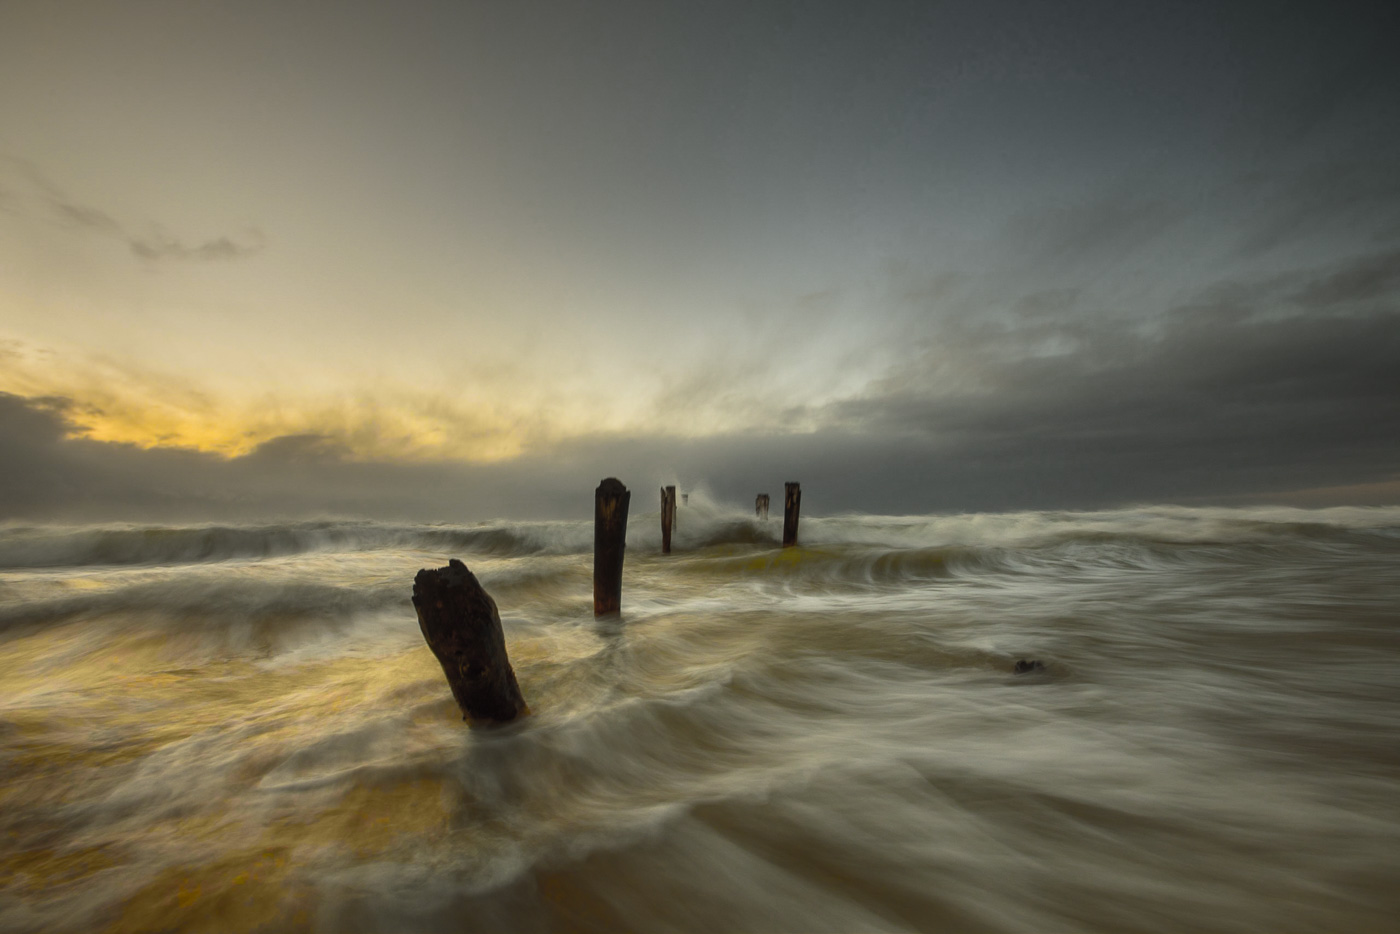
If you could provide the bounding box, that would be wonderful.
[1,502,1398,932]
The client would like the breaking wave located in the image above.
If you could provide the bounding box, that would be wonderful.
[3,503,1395,570]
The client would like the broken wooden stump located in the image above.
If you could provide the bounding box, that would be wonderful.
[595,477,630,616]
[412,558,528,724]
[755,493,770,520]
[660,484,677,554]
[782,482,801,547]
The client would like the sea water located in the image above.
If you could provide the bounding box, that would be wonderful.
[1,503,1398,932]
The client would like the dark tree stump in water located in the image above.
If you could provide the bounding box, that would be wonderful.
[412,559,528,723]
[594,477,630,616]
[1014,659,1045,674]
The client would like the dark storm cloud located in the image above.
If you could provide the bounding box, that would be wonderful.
[0,393,70,445]
[246,434,354,464]
[1291,248,1400,309]
[0,392,227,518]
[802,247,1400,510]
[1012,289,1081,319]
[3,245,1397,523]
[1001,196,1182,266]
[4,215,1399,520]
[1234,159,1400,258]
[50,199,125,236]
[125,228,266,263]
[1,160,265,262]
[0,392,506,521]
[53,196,266,263]
[1230,0,1400,154]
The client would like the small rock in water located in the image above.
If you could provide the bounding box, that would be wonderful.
[1014,659,1045,674]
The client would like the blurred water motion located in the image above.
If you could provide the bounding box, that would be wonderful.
[2,502,1398,932]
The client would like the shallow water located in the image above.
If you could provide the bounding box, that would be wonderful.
[2,503,1398,932]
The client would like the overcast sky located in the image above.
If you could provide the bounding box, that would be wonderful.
[2,0,1397,520]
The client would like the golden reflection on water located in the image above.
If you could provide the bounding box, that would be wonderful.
[0,581,779,932]
[0,618,470,932]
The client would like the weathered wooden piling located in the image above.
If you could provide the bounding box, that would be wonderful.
[756,493,770,520]
[660,485,677,554]
[595,477,630,615]
[782,482,801,547]
[412,559,528,723]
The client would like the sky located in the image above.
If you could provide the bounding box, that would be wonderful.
[1,0,1398,520]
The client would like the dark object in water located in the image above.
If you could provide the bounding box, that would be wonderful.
[661,485,677,555]
[756,493,770,520]
[1014,659,1046,674]
[413,559,529,723]
[595,477,630,616]
[783,482,802,547]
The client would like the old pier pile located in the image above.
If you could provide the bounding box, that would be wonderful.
[414,477,805,721]
[412,558,529,723]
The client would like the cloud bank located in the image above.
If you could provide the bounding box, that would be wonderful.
[4,242,1396,522]
[4,159,265,263]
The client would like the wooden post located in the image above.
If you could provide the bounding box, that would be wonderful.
[595,477,630,616]
[756,493,770,520]
[412,559,528,724]
[782,482,801,547]
[681,492,688,506]
[660,485,676,554]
